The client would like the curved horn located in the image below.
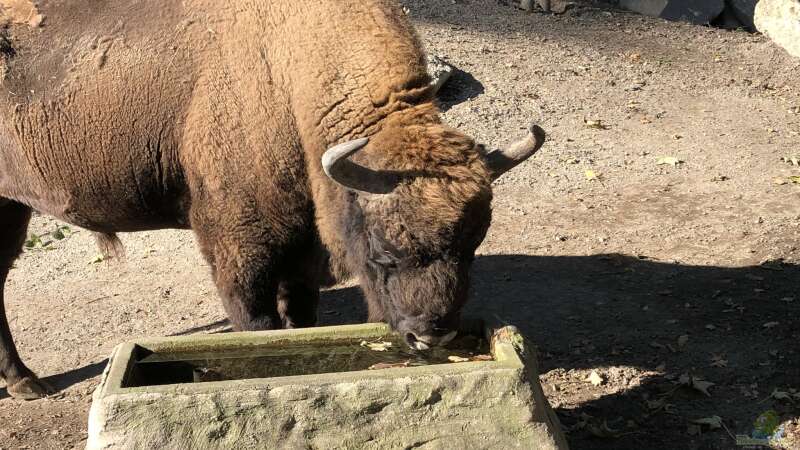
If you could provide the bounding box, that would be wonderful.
[485,123,546,180]
[322,138,401,194]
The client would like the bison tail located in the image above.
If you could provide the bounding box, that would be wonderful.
[93,232,126,262]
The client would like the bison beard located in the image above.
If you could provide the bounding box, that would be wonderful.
[0,0,544,399]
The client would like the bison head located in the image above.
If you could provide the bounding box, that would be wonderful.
[322,120,545,350]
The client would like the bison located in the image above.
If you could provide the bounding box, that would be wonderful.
[0,0,544,399]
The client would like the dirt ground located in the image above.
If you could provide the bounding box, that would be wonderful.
[1,1,799,449]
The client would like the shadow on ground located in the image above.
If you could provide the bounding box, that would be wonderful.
[437,67,485,112]
[0,360,109,401]
[6,254,794,449]
[320,253,799,450]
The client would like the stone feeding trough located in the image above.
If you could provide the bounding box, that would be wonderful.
[87,321,568,449]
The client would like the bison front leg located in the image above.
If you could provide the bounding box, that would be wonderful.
[0,200,53,399]
[276,241,325,329]
[277,278,319,329]
[193,217,284,331]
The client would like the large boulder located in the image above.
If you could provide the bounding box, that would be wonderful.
[755,0,800,58]
[620,0,725,25]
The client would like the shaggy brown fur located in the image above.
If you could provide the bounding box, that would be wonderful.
[0,0,508,398]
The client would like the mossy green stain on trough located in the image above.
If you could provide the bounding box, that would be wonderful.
[104,323,517,396]
[127,332,491,386]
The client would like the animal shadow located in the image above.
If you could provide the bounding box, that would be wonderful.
[437,67,485,112]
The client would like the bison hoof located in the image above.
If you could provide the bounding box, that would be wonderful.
[8,376,53,400]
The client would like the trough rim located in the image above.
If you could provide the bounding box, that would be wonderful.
[100,322,524,397]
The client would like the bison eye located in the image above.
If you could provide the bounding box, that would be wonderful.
[367,228,406,269]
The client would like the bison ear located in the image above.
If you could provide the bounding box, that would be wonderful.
[367,228,406,269]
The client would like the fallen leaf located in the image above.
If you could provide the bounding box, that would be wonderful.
[782,156,800,166]
[471,354,494,361]
[692,379,715,397]
[646,398,667,411]
[89,254,105,264]
[586,370,605,386]
[587,420,620,438]
[448,355,470,363]
[710,354,728,368]
[585,169,601,181]
[770,389,793,401]
[774,178,788,185]
[692,416,723,430]
[677,335,689,348]
[679,373,715,397]
[584,118,609,130]
[657,156,683,166]
[360,340,393,352]
[368,361,410,370]
[763,322,779,329]
[789,176,800,184]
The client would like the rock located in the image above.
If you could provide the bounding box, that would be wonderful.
[726,0,758,30]
[620,0,725,25]
[619,0,669,18]
[755,0,800,58]
[426,54,454,95]
[87,323,568,450]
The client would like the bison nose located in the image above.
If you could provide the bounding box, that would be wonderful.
[404,329,458,351]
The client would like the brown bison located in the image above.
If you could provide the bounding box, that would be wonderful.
[0,0,544,399]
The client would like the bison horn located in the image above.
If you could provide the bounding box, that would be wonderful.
[485,123,546,180]
[322,138,401,194]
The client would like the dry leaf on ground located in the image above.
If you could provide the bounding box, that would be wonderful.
[770,389,793,401]
[447,355,470,363]
[679,373,715,397]
[584,118,609,130]
[692,416,723,430]
[587,420,620,438]
[710,354,728,368]
[360,340,393,352]
[585,169,601,181]
[657,156,683,166]
[586,370,605,386]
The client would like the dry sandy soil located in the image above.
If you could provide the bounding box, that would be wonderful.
[2,1,799,449]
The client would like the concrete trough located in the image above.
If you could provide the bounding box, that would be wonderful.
[87,322,568,449]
